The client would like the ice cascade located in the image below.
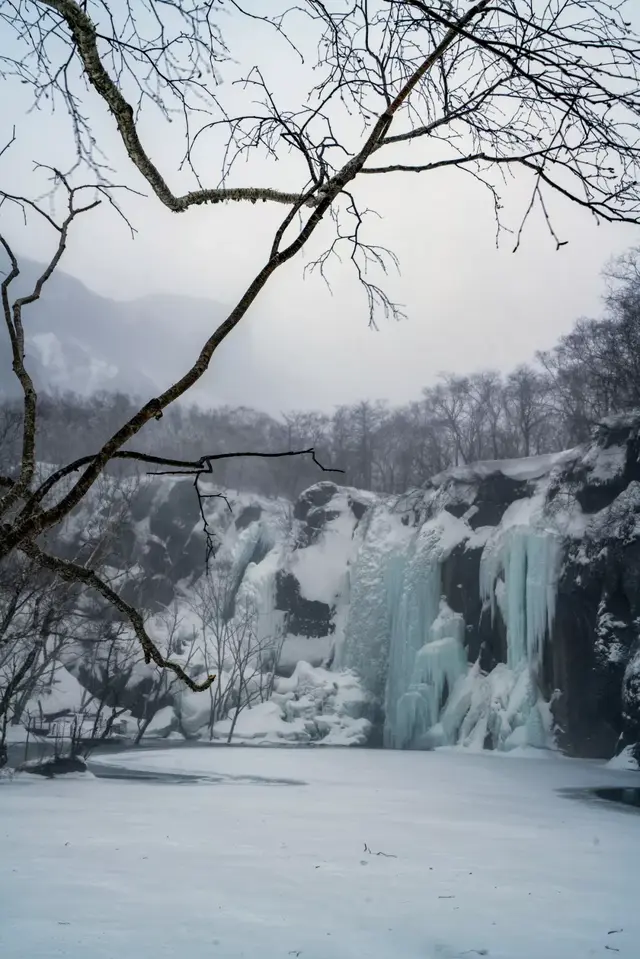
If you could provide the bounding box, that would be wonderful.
[340,509,469,749]
[479,524,563,670]
[339,492,564,752]
[391,600,467,748]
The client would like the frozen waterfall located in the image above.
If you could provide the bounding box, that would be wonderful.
[479,524,563,670]
[339,494,564,753]
[340,510,470,749]
[392,604,468,749]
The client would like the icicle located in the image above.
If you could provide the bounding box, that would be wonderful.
[339,511,413,702]
[392,635,468,748]
[341,498,560,754]
[386,598,467,749]
[383,525,443,748]
[480,526,562,670]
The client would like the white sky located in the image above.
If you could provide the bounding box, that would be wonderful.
[1,2,639,414]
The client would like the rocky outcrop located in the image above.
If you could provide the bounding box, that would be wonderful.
[19,755,88,778]
[275,415,640,760]
[403,414,640,760]
[56,415,640,760]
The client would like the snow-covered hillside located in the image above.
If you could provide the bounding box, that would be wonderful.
[12,412,640,762]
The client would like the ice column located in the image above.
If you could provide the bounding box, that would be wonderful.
[339,511,413,703]
[480,526,563,670]
[383,528,442,748]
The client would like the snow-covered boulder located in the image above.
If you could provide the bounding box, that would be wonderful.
[210,662,372,746]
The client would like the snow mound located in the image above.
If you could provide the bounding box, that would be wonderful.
[607,746,639,771]
[211,662,372,746]
[144,705,178,738]
[430,448,578,486]
[26,664,87,718]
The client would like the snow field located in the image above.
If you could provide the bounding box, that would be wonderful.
[1,747,639,959]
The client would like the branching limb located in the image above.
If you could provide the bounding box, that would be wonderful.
[26,446,344,513]
[13,445,342,579]
[194,482,233,571]
[18,540,216,692]
[0,170,101,520]
[304,191,406,327]
[33,0,318,209]
[1,3,480,562]
[3,0,640,698]
[0,128,16,162]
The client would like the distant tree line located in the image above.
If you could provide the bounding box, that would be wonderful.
[2,249,640,500]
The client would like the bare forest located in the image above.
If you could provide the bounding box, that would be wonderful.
[3,0,640,691]
[3,246,640,499]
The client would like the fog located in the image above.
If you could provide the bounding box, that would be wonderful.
[0,4,638,414]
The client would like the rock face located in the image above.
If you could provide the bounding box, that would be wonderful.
[58,416,640,760]
[337,414,640,761]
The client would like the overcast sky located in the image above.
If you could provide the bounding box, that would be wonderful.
[1,2,639,415]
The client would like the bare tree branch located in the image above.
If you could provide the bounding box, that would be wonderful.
[32,0,318,209]
[25,445,343,511]
[0,173,101,520]
[18,540,216,692]
[1,2,476,563]
[2,0,640,693]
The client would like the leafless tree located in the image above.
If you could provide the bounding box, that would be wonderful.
[0,554,75,740]
[53,632,134,762]
[2,0,640,689]
[0,466,151,766]
[503,366,550,457]
[427,375,473,465]
[188,561,284,742]
[132,603,201,744]
[539,246,640,440]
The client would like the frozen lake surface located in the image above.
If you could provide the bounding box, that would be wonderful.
[1,746,639,959]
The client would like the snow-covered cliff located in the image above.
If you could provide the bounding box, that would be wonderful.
[29,413,640,761]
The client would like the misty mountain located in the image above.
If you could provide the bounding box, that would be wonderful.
[0,259,262,403]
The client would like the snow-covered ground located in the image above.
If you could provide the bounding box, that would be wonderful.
[1,747,639,959]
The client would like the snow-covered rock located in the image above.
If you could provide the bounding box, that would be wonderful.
[607,745,639,771]
[203,662,372,746]
[36,413,640,760]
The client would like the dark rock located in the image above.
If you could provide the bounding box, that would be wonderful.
[547,536,640,758]
[575,480,625,515]
[293,482,339,521]
[275,570,335,638]
[441,543,505,671]
[297,507,342,548]
[20,755,88,777]
[121,572,175,610]
[171,532,207,583]
[348,497,368,521]
[550,588,614,758]
[443,503,468,519]
[145,538,172,577]
[235,504,263,530]
[468,473,531,529]
[129,483,158,522]
[149,480,201,549]
[622,652,640,761]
